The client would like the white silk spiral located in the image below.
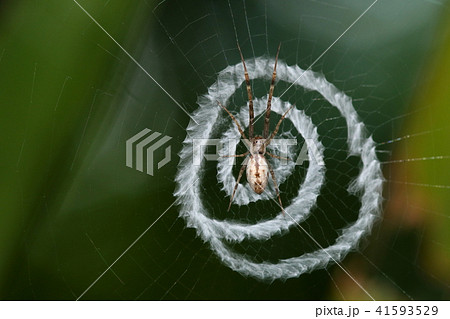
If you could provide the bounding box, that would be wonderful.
[174,57,384,280]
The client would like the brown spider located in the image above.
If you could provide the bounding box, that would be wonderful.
[218,44,294,213]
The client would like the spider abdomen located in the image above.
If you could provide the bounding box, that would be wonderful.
[246,154,269,194]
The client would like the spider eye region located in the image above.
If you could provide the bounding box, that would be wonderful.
[251,137,266,154]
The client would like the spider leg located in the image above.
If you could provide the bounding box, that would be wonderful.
[265,104,295,146]
[217,100,248,140]
[267,160,285,215]
[237,43,254,139]
[221,151,250,158]
[263,43,281,139]
[266,151,291,162]
[228,161,248,211]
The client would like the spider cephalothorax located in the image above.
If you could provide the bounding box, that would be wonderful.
[251,136,266,154]
[218,43,294,213]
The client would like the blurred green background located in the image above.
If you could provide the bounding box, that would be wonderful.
[0,0,448,300]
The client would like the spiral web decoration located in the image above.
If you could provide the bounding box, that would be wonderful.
[174,57,384,281]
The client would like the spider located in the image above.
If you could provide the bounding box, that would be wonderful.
[218,44,294,213]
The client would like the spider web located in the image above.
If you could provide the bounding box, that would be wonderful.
[3,0,449,300]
